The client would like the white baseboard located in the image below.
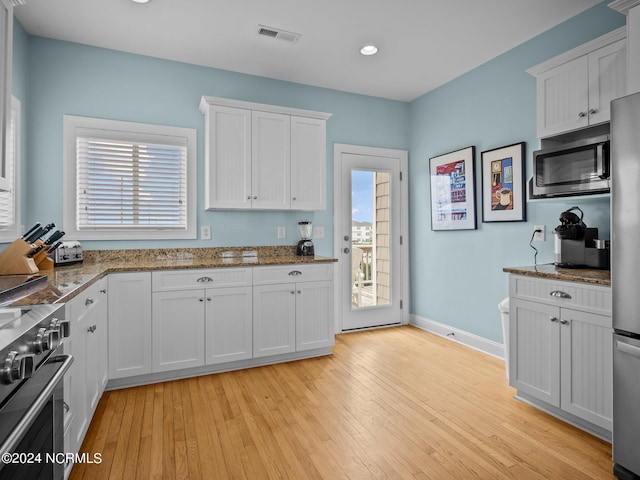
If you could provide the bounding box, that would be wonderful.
[410,313,505,360]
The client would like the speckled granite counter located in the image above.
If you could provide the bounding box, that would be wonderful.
[11,246,338,306]
[503,264,610,286]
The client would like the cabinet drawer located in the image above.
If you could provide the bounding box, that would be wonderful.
[509,275,611,315]
[152,268,252,292]
[253,264,333,285]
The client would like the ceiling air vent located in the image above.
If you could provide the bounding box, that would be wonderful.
[257,25,301,43]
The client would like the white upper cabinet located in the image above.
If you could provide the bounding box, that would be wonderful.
[252,110,291,209]
[528,28,627,138]
[291,116,327,210]
[200,96,331,210]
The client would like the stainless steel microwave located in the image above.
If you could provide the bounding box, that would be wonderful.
[532,135,610,198]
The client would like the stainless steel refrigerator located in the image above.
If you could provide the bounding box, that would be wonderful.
[612,91,640,480]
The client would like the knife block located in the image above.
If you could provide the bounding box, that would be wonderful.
[0,239,40,275]
[32,242,54,270]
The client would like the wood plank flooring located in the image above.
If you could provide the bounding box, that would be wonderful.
[70,326,614,479]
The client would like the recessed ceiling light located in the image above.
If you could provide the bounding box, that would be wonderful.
[130,0,151,4]
[360,45,378,56]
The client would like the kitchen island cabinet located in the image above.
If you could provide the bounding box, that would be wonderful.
[506,272,612,440]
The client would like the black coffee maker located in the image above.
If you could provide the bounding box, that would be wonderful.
[553,206,609,269]
[296,221,314,256]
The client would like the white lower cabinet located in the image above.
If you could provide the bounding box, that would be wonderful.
[253,265,334,358]
[151,268,253,372]
[152,289,206,372]
[206,286,253,364]
[108,272,152,379]
[63,277,108,477]
[508,275,612,436]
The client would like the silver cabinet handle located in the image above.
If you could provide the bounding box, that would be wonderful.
[197,277,213,283]
[297,290,301,294]
[288,270,302,276]
[292,197,296,201]
[550,290,571,299]
[199,298,204,302]
[560,319,569,325]
[589,109,597,115]
[343,248,350,254]
[206,297,212,302]
[247,196,251,200]
[344,235,350,241]
[85,297,94,305]
[550,317,558,323]
[578,111,587,118]
[87,325,97,333]
[100,289,107,294]
[63,401,70,414]
[290,291,295,295]
[253,196,258,200]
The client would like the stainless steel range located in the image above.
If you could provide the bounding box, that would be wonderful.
[0,303,72,480]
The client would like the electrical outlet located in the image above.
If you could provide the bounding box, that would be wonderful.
[533,225,545,242]
[277,226,286,239]
[313,226,325,239]
[201,225,211,240]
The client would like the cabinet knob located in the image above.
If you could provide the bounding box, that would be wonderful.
[207,297,212,302]
[87,325,97,333]
[578,111,587,118]
[549,290,571,299]
[199,298,204,302]
[560,319,569,325]
[100,289,107,294]
[85,297,94,305]
[589,108,597,115]
[247,196,251,200]
[253,196,258,200]
[550,317,559,323]
[297,290,301,294]
[290,291,295,295]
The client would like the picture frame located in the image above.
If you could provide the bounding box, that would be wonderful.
[481,142,526,223]
[429,146,477,231]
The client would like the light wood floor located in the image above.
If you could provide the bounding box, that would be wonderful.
[70,326,614,479]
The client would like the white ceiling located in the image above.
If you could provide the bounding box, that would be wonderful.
[14,0,603,102]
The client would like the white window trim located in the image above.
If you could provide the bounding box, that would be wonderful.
[63,115,197,240]
[0,96,21,242]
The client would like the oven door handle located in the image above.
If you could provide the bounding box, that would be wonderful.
[0,354,74,456]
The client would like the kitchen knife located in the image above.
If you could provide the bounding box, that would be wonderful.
[25,223,55,244]
[47,241,63,254]
[21,223,41,240]
[24,226,45,244]
[43,230,65,246]
[28,244,46,257]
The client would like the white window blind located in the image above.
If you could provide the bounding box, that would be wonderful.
[0,99,17,231]
[76,136,188,231]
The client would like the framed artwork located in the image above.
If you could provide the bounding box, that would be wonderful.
[429,146,477,231]
[481,142,526,222]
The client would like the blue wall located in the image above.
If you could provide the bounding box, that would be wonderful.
[408,1,624,342]
[11,1,624,344]
[16,34,409,255]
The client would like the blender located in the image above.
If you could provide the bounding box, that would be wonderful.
[296,221,314,256]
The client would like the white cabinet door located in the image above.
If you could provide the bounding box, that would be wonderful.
[509,298,561,406]
[152,289,205,372]
[588,39,627,126]
[295,280,333,351]
[204,104,252,209]
[205,286,253,364]
[252,110,290,209]
[291,116,326,210]
[560,308,613,430]
[108,272,152,379]
[536,56,589,137]
[95,277,109,393]
[253,283,296,357]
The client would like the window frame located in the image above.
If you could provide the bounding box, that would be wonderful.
[0,95,21,242]
[63,115,197,240]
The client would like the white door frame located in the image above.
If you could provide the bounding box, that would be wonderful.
[333,143,410,333]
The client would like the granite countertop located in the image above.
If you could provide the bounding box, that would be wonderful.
[9,246,338,306]
[503,264,610,286]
